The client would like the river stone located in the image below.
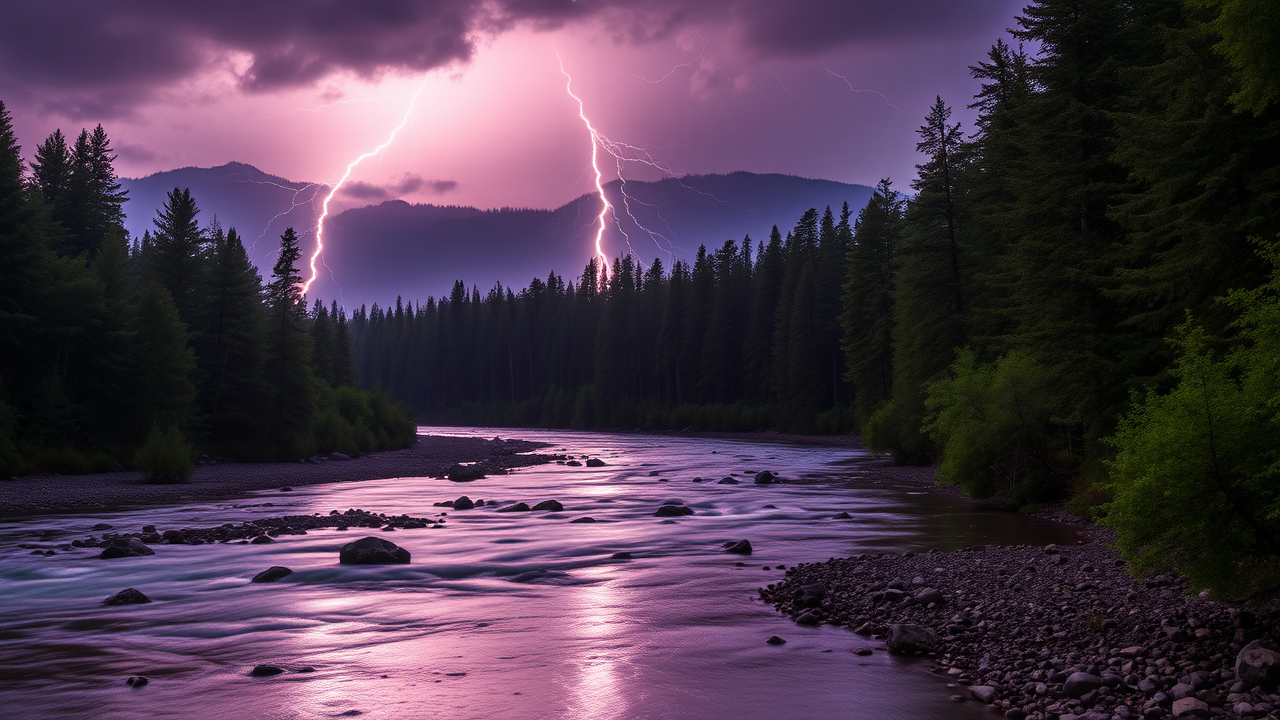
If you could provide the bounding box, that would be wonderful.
[1236,640,1280,688]
[754,471,776,484]
[249,664,285,677]
[570,517,596,523]
[250,535,274,544]
[496,502,531,512]
[1063,672,1102,698]
[654,505,693,517]
[969,685,997,704]
[251,566,294,583]
[448,464,484,481]
[125,676,148,687]
[102,588,152,606]
[92,523,113,531]
[452,496,475,510]
[832,512,852,519]
[717,477,739,484]
[565,460,582,467]
[585,458,606,467]
[1171,696,1210,718]
[725,539,753,555]
[532,500,564,512]
[610,552,632,560]
[885,624,938,654]
[766,635,786,645]
[913,587,945,605]
[98,537,155,559]
[339,536,410,565]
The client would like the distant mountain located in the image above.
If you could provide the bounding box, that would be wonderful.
[121,164,872,308]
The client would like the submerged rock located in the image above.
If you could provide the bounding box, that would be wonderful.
[570,517,596,523]
[717,477,739,485]
[766,635,786,645]
[125,676,148,688]
[754,471,776,484]
[447,464,484,482]
[249,664,285,677]
[585,458,606,467]
[496,502,531,513]
[250,535,275,544]
[610,552,633,560]
[832,512,852,519]
[452,496,475,510]
[102,588,152,606]
[531,500,564,512]
[654,505,694,517]
[339,536,410,565]
[251,566,294,583]
[725,539,753,555]
[98,537,155,559]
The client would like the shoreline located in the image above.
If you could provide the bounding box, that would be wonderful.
[761,462,1278,720]
[0,434,555,520]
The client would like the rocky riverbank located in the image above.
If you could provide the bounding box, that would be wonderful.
[760,465,1280,720]
[0,434,554,518]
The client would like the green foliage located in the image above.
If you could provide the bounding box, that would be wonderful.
[1103,239,1280,598]
[134,425,195,484]
[924,349,1074,503]
[1193,0,1280,114]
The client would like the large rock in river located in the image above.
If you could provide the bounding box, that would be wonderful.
[753,471,776,484]
[885,624,938,654]
[102,588,152,606]
[1236,640,1280,688]
[654,505,694,517]
[251,566,294,583]
[339,536,410,565]
[98,537,155,559]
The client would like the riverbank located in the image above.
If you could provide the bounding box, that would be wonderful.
[762,462,1279,720]
[0,435,554,518]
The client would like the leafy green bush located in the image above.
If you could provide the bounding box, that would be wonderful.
[1104,241,1280,598]
[923,349,1074,503]
[863,396,935,464]
[135,425,195,483]
[312,385,415,455]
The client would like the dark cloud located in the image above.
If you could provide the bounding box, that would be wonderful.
[339,174,458,202]
[0,1,1011,118]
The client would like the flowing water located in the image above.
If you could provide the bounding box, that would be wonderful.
[0,428,1082,719]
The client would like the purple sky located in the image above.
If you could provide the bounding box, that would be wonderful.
[2,1,1025,213]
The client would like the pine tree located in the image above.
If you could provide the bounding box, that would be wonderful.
[133,282,196,432]
[147,188,204,324]
[262,227,315,458]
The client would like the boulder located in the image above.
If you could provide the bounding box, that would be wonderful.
[913,588,945,606]
[1171,697,1210,718]
[969,686,997,704]
[125,676,148,687]
[496,502,531,512]
[1236,640,1280,688]
[725,539,753,555]
[885,624,938,654]
[102,588,152,606]
[1063,672,1102,698]
[717,477,739,485]
[250,535,275,544]
[654,505,694,517]
[754,471,776,484]
[98,537,155,559]
[766,636,786,645]
[339,536,410,565]
[92,523,113,531]
[832,512,852,519]
[452,496,475,510]
[249,664,285,677]
[570,517,596,523]
[448,464,484,482]
[585,458,606,467]
[251,566,294,583]
[565,460,582,467]
[610,552,632,560]
[532,500,564,512]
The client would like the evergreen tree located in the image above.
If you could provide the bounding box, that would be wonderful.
[147,188,204,324]
[133,282,196,431]
[262,227,315,458]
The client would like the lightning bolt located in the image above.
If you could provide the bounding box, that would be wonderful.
[301,79,427,296]
[824,63,915,115]
[557,50,614,283]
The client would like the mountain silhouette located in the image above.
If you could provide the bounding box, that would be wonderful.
[121,164,873,308]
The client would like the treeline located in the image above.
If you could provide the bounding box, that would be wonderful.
[0,105,414,478]
[350,0,1280,597]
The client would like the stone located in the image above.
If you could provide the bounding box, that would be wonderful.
[92,523,113,531]
[251,566,293,583]
[1170,697,1210,718]
[725,539,753,555]
[610,552,632,560]
[885,624,938,654]
[766,635,786,645]
[565,460,582,467]
[531,500,563,512]
[1064,672,1103,698]
[448,464,484,481]
[832,512,852,519]
[250,534,275,544]
[496,502,531,512]
[452,496,475,510]
[102,588,152,606]
[1236,640,1280,688]
[970,686,997,704]
[717,477,739,484]
[339,536,410,565]
[585,458,606,467]
[125,676,148,687]
[570,517,596,523]
[913,588,945,606]
[329,452,352,461]
[654,505,693,517]
[754,471,776,484]
[98,537,155,559]
[795,610,822,626]
[249,664,285,677]
[1171,682,1193,700]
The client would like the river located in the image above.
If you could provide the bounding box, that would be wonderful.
[0,427,1082,719]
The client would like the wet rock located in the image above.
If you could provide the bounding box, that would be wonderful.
[717,477,739,485]
[766,635,786,645]
[92,523,113,531]
[913,588,945,606]
[531,500,564,512]
[125,676,148,688]
[610,552,632,560]
[1171,696,1210,718]
[585,458,605,467]
[103,588,152,606]
[885,624,938,654]
[691,476,704,482]
[497,502,531,512]
[161,529,186,544]
[832,512,852,519]
[793,583,826,608]
[795,610,822,626]
[1236,640,1280,688]
[249,664,285,677]
[725,539,753,555]
[570,517,596,523]
[565,460,582,467]
[448,464,484,482]
[1064,672,1102,698]
[251,566,294,583]
[98,537,155,559]
[654,505,694,517]
[250,535,275,544]
[754,471,776,484]
[339,536,410,565]
[329,452,352,461]
[452,496,475,511]
[969,685,997,704]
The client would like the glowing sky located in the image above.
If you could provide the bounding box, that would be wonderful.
[1,1,1026,213]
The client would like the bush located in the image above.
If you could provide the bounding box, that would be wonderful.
[923,349,1074,503]
[135,425,195,483]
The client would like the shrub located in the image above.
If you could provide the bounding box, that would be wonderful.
[135,425,195,483]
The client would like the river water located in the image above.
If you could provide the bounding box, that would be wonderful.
[0,427,1082,719]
